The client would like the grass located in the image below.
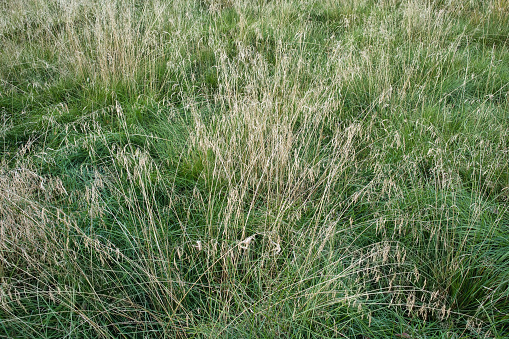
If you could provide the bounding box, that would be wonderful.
[1,0,508,337]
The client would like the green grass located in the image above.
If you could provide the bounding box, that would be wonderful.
[1,0,508,337]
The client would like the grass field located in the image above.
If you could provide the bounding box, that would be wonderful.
[1,0,508,337]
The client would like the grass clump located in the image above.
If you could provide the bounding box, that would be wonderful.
[1,0,508,337]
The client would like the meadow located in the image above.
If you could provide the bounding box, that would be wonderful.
[1,0,508,337]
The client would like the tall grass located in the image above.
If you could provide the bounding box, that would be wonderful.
[1,0,508,337]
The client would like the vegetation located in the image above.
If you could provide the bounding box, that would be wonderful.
[1,0,508,337]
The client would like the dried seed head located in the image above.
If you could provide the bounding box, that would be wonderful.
[239,235,255,250]
[271,240,281,255]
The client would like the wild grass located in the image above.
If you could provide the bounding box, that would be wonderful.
[1,0,508,337]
